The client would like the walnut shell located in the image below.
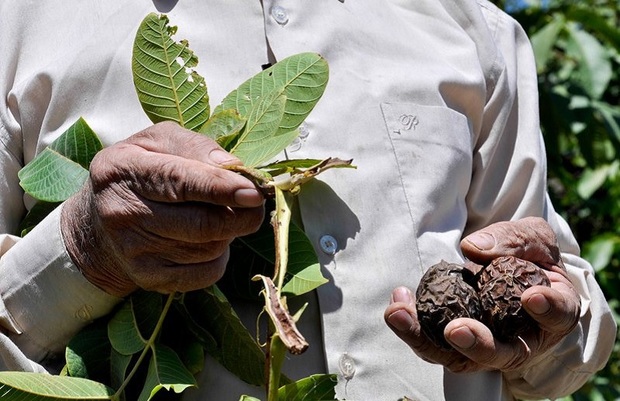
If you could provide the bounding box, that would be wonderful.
[415,260,482,349]
[477,256,551,341]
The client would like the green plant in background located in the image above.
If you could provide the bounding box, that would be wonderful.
[493,0,620,400]
[4,13,354,401]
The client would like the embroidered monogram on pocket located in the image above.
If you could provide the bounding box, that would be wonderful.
[380,102,473,266]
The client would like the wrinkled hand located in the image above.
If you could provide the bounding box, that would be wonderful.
[384,217,581,373]
[61,122,265,297]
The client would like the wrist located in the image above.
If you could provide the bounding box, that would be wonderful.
[60,184,137,298]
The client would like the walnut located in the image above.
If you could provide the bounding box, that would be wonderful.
[416,256,551,348]
[415,260,482,349]
[477,256,551,341]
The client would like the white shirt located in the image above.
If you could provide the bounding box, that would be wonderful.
[0,0,615,400]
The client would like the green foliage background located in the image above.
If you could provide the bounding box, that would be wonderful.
[492,0,620,399]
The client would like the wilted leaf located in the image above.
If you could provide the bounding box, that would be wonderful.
[253,275,308,355]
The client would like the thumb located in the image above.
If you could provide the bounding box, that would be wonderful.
[460,217,562,270]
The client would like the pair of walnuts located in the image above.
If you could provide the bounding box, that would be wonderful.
[415,256,550,349]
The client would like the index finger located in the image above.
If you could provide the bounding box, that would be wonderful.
[91,123,264,208]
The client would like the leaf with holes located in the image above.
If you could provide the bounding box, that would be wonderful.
[132,13,210,130]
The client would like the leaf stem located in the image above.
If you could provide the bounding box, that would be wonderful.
[273,187,292,290]
[113,293,176,398]
[266,333,286,401]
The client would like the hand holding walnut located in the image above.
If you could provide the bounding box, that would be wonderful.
[384,217,581,373]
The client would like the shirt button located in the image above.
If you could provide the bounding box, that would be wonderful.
[338,353,356,380]
[287,137,302,152]
[319,234,338,255]
[298,122,310,139]
[271,5,289,25]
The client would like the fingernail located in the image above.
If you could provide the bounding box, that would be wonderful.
[466,232,495,251]
[234,188,263,207]
[392,287,413,304]
[210,149,237,165]
[448,326,476,349]
[526,293,551,315]
[387,310,414,333]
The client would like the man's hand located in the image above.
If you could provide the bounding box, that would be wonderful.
[384,217,581,373]
[61,121,265,297]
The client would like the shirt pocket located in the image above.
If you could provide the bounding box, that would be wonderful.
[380,102,473,262]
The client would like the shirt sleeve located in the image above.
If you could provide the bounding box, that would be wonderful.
[0,205,121,372]
[466,3,616,399]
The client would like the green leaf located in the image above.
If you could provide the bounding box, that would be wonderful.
[178,287,267,386]
[108,300,147,355]
[236,219,327,297]
[137,344,196,401]
[230,91,294,167]
[197,108,246,149]
[530,16,564,73]
[18,201,61,236]
[216,52,329,166]
[583,234,620,271]
[49,117,103,169]
[277,374,337,401]
[66,321,111,382]
[281,223,327,296]
[130,291,165,340]
[109,349,132,396]
[174,339,205,376]
[239,397,262,401]
[566,7,620,51]
[0,372,114,400]
[577,163,613,199]
[592,100,620,146]
[565,23,612,99]
[18,117,102,203]
[18,149,89,202]
[132,13,210,131]
[260,159,324,175]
